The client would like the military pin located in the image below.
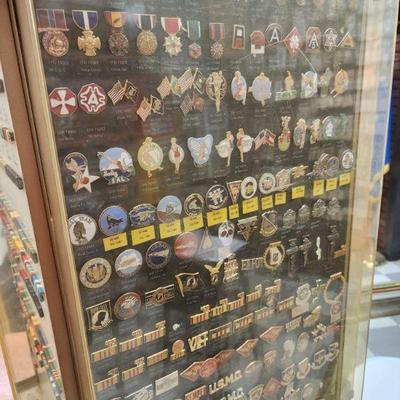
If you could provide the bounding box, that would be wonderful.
[168,137,185,175]
[323,28,338,52]
[305,27,321,53]
[282,339,295,361]
[36,9,69,57]
[204,260,224,285]
[215,131,235,167]
[265,23,283,47]
[206,71,227,112]
[331,69,349,97]
[98,147,135,185]
[218,221,235,247]
[338,32,355,48]
[175,272,203,297]
[72,10,101,56]
[326,156,340,177]
[63,152,99,192]
[114,292,141,320]
[237,216,258,241]
[86,300,113,331]
[138,137,164,178]
[298,205,311,224]
[80,258,112,289]
[250,73,272,106]
[297,358,311,380]
[236,128,254,162]
[129,204,156,227]
[174,232,199,260]
[133,14,158,56]
[99,206,128,236]
[320,67,333,97]
[161,17,183,56]
[209,22,225,59]
[187,134,213,167]
[248,385,264,400]
[293,119,307,149]
[250,31,266,56]
[115,249,143,278]
[241,177,257,199]
[310,119,321,144]
[157,195,182,223]
[340,149,354,170]
[259,173,276,195]
[260,211,278,237]
[283,209,296,229]
[283,27,303,56]
[184,193,205,216]
[227,181,242,204]
[146,241,171,270]
[322,116,337,139]
[68,214,97,246]
[301,71,318,98]
[232,24,246,50]
[278,116,291,152]
[49,87,77,117]
[231,71,247,105]
[264,242,285,271]
[276,168,292,191]
[200,228,213,251]
[78,83,107,114]
[104,11,128,56]
[206,184,228,210]
[276,71,297,101]
[187,20,202,59]
[302,383,315,400]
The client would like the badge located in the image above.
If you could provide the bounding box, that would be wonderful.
[114,292,141,321]
[168,138,185,175]
[215,131,235,167]
[171,339,186,360]
[248,385,264,400]
[244,361,263,377]
[115,249,143,278]
[263,379,281,398]
[138,137,164,178]
[68,214,97,246]
[232,24,246,50]
[298,205,311,224]
[323,28,338,52]
[276,169,292,191]
[310,119,321,144]
[175,232,199,260]
[296,332,310,353]
[136,97,152,121]
[204,260,224,285]
[264,242,286,271]
[187,135,213,167]
[182,193,204,216]
[218,221,235,247]
[206,71,227,113]
[338,32,355,48]
[326,156,339,177]
[237,217,258,241]
[200,228,214,251]
[305,27,321,52]
[297,358,311,380]
[259,173,276,194]
[99,206,128,236]
[293,119,307,149]
[283,209,296,229]
[250,31,266,56]
[78,83,107,114]
[176,272,204,297]
[322,116,337,139]
[227,181,242,204]
[241,177,257,199]
[129,204,156,227]
[236,339,258,357]
[260,211,278,237]
[49,87,77,116]
[151,95,165,115]
[72,10,101,56]
[331,69,349,97]
[301,71,318,98]
[145,284,175,308]
[327,342,340,361]
[209,23,225,59]
[311,349,327,370]
[133,14,158,56]
[250,73,272,106]
[265,23,282,47]
[161,17,182,56]
[80,258,112,289]
[86,300,113,331]
[36,9,69,57]
[276,71,297,101]
[284,27,303,56]
[278,116,291,152]
[281,364,296,386]
[236,128,253,162]
[104,11,128,56]
[181,362,203,382]
[157,196,182,223]
[340,149,354,170]
[282,339,295,361]
[187,20,202,58]
[206,185,228,210]
[231,71,247,105]
[146,241,171,270]
[323,272,346,304]
[98,147,134,185]
[260,326,283,343]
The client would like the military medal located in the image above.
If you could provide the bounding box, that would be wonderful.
[133,14,158,56]
[99,206,128,236]
[187,20,202,59]
[331,69,349,97]
[250,31,266,56]
[68,214,97,246]
[206,71,227,112]
[293,119,307,149]
[114,292,141,321]
[86,301,113,331]
[232,24,246,50]
[187,135,213,167]
[209,23,225,59]
[161,17,183,56]
[249,73,272,106]
[157,195,182,223]
[98,147,135,185]
[278,116,291,152]
[72,10,101,56]
[169,138,185,174]
[284,27,303,56]
[236,128,253,162]
[264,242,286,271]
[184,193,205,216]
[63,152,99,192]
[80,258,112,289]
[215,131,235,167]
[323,28,338,52]
[231,71,247,105]
[206,185,228,210]
[146,241,171,270]
[301,71,318,98]
[36,9,69,57]
[115,249,143,278]
[138,137,164,178]
[104,11,128,56]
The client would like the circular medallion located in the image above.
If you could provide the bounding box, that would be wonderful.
[114,292,141,320]
[63,152,87,177]
[322,116,337,139]
[129,204,156,227]
[340,149,354,170]
[210,42,224,59]
[146,241,171,270]
[326,156,340,177]
[263,243,285,271]
[68,214,97,246]
[199,358,218,379]
[137,137,164,177]
[324,274,346,304]
[137,30,158,55]
[297,332,310,353]
[174,232,199,260]
[157,195,182,223]
[108,31,129,56]
[80,258,112,289]
[206,184,228,210]
[184,193,205,216]
[99,206,128,236]
[259,172,276,194]
[241,177,257,199]
[42,31,69,57]
[99,147,135,185]
[115,249,143,278]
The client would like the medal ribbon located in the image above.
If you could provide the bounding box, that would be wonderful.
[103,11,128,29]
[133,14,157,31]
[161,17,182,35]
[36,9,68,32]
[187,20,201,41]
[209,23,225,41]
[72,10,99,31]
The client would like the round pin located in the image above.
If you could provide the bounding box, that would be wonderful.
[129,203,157,227]
[340,149,354,170]
[137,137,164,178]
[199,358,218,379]
[263,242,285,271]
[174,232,199,260]
[99,206,128,236]
[322,116,337,139]
[114,292,141,321]
[184,193,205,216]
[326,156,340,177]
[157,195,182,223]
[146,241,171,270]
[206,184,228,210]
[115,249,143,278]
[241,177,257,199]
[98,147,135,185]
[259,172,276,194]
[68,214,97,246]
[80,258,112,289]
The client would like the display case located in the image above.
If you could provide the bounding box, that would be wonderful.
[2,0,398,399]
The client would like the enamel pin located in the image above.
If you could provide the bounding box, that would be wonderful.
[237,217,258,241]
[206,71,227,112]
[259,172,276,194]
[115,249,143,278]
[310,119,321,144]
[250,73,272,106]
[157,195,182,223]
[278,116,291,152]
[129,204,156,227]
[231,71,247,105]
[64,152,99,192]
[49,87,77,117]
[227,181,242,204]
[209,23,225,59]
[72,10,101,56]
[174,232,197,260]
[168,138,185,174]
[331,69,349,97]
[276,71,297,101]
[284,27,303,56]
[305,27,321,53]
[80,258,112,289]
[323,28,338,52]
[161,17,183,56]
[184,193,205,216]
[293,119,307,149]
[264,242,286,271]
[206,184,228,210]
[138,137,164,178]
[99,206,128,236]
[232,24,246,50]
[68,214,97,246]
[340,149,354,170]
[265,23,283,47]
[133,14,158,56]
[219,221,235,247]
[241,177,257,199]
[86,300,113,331]
[215,131,235,167]
[78,83,107,114]
[104,11,128,56]
[187,135,213,167]
[260,211,278,237]
[98,147,135,184]
[250,31,266,56]
[114,292,141,320]
[146,241,171,270]
[236,128,253,162]
[301,71,318,98]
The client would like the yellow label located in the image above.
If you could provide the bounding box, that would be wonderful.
[292,186,305,200]
[207,208,228,227]
[183,215,204,232]
[262,196,274,210]
[275,192,287,206]
[313,180,325,196]
[103,233,128,251]
[242,197,259,214]
[229,204,240,220]
[159,220,182,239]
[131,226,156,245]
[339,173,352,186]
[326,177,338,191]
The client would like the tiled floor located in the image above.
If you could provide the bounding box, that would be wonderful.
[374,259,400,286]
